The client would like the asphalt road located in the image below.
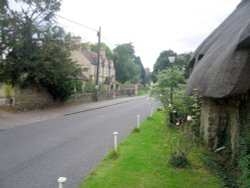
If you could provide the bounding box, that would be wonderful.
[0,97,159,188]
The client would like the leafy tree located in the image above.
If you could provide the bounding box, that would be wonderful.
[0,0,81,101]
[113,43,145,84]
[135,56,147,85]
[151,50,192,83]
[150,58,195,124]
[151,50,176,82]
[0,0,8,62]
[91,42,113,60]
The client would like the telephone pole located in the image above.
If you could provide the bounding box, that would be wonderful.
[95,27,101,101]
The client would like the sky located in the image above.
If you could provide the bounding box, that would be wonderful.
[57,1,239,70]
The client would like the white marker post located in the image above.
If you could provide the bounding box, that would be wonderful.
[58,177,67,188]
[137,114,140,129]
[113,132,119,152]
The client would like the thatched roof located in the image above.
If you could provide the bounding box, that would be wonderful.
[185,0,250,98]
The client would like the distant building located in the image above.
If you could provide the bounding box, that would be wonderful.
[70,36,116,85]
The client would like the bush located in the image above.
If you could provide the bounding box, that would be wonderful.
[3,84,13,99]
[169,152,188,168]
[137,89,146,95]
[84,80,95,93]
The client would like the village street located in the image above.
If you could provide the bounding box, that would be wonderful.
[0,96,159,188]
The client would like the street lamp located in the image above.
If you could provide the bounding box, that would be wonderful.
[168,56,175,65]
[168,55,176,124]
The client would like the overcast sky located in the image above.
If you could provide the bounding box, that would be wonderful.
[57,0,241,70]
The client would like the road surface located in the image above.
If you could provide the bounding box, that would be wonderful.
[0,97,159,188]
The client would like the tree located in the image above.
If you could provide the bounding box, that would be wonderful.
[0,0,81,101]
[134,56,147,85]
[113,43,145,84]
[151,50,192,83]
[151,68,195,123]
[91,42,113,60]
[151,50,176,82]
[0,0,8,62]
[150,53,195,124]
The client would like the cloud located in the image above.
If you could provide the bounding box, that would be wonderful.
[57,0,241,70]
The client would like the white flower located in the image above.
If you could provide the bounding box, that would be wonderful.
[187,115,192,121]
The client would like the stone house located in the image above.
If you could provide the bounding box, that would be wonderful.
[185,0,250,163]
[71,36,116,90]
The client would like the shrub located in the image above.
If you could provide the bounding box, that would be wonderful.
[169,152,188,168]
[4,84,13,99]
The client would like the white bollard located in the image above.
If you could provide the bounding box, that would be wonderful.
[58,177,67,188]
[113,132,119,152]
[137,114,140,129]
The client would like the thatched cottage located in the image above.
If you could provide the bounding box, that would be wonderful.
[185,0,250,163]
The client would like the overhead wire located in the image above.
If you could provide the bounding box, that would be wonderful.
[56,14,115,48]
[56,14,98,33]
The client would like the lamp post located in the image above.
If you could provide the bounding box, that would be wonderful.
[168,55,175,124]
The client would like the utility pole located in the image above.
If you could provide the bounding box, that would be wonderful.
[95,27,101,101]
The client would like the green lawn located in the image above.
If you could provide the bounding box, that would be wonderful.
[80,111,223,188]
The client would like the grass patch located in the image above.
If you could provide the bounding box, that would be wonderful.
[80,111,223,188]
[132,127,141,133]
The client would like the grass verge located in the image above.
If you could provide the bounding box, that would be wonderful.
[80,111,223,188]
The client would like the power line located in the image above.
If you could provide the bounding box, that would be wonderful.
[56,14,115,48]
[56,14,98,33]
[101,35,115,49]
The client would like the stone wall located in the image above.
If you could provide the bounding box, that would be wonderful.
[66,92,121,104]
[66,93,94,104]
[13,87,127,111]
[200,97,240,162]
[14,87,54,111]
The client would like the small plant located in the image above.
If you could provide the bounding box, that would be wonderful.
[132,127,140,133]
[4,84,13,99]
[239,133,250,188]
[105,149,120,160]
[137,89,146,95]
[168,130,191,168]
[169,151,188,168]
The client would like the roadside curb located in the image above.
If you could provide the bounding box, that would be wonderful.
[0,96,147,130]
[64,96,146,116]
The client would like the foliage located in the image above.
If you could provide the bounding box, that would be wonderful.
[0,0,81,101]
[169,152,188,168]
[80,111,222,188]
[151,51,192,83]
[84,80,95,93]
[137,89,146,96]
[3,84,13,98]
[134,56,147,85]
[105,149,120,160]
[150,67,196,123]
[168,123,194,168]
[132,127,140,133]
[91,42,113,60]
[240,133,250,188]
[201,150,239,188]
[74,80,84,93]
[173,86,196,120]
[113,43,146,84]
[151,50,176,82]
